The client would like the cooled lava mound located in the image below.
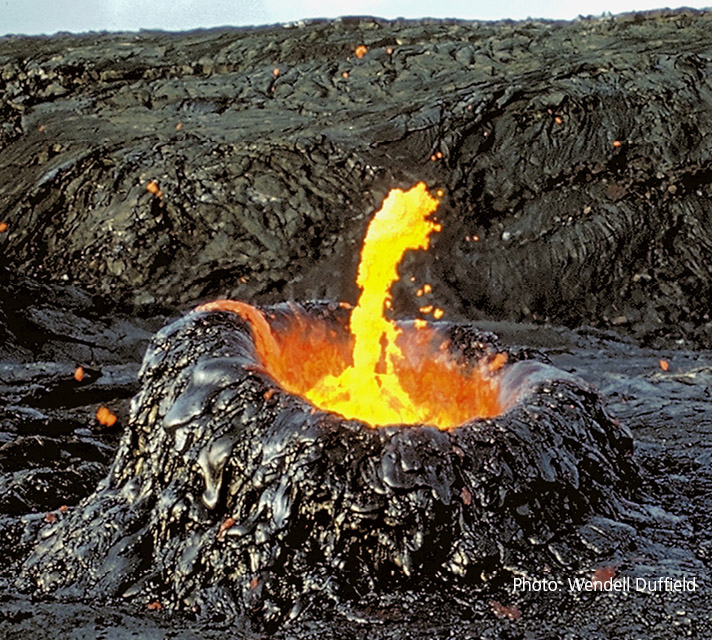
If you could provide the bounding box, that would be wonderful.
[18,301,637,626]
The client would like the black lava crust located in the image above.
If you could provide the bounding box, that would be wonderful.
[18,303,638,627]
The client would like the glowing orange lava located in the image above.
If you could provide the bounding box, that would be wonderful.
[197,182,505,429]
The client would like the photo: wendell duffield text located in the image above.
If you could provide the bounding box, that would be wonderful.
[514,575,700,593]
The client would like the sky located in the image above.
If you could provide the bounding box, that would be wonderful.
[1,0,710,35]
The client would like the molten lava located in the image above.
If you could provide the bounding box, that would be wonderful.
[198,182,505,429]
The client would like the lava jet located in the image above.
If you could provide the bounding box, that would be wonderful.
[19,183,637,627]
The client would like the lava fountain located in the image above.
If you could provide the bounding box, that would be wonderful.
[19,182,638,629]
[197,182,505,428]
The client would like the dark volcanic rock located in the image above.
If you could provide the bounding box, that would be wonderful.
[0,11,711,345]
[17,304,637,628]
[2,10,712,640]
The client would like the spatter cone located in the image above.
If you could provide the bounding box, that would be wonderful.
[19,302,638,626]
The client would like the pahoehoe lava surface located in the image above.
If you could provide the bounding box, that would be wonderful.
[1,9,712,640]
[1,10,712,345]
[16,304,637,629]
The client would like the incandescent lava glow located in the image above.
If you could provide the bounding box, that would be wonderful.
[197,182,506,429]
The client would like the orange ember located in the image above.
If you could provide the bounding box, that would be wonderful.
[198,182,506,429]
[146,180,162,198]
[96,406,117,427]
